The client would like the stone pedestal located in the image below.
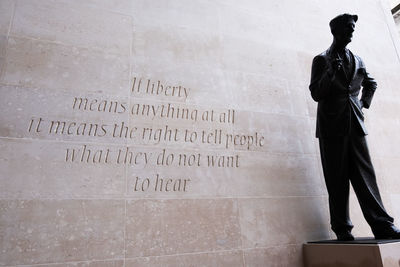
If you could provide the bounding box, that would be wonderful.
[303,239,400,267]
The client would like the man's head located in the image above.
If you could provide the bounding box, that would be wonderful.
[329,13,358,46]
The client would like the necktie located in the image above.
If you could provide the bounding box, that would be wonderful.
[342,51,351,79]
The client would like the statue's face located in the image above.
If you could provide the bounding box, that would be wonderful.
[335,19,356,45]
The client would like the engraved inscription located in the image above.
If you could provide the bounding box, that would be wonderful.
[131,77,189,100]
[133,174,191,192]
[25,75,265,193]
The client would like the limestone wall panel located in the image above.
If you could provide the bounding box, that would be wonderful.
[243,245,303,267]
[2,37,130,94]
[0,199,125,266]
[11,0,132,55]
[0,139,126,199]
[125,250,243,267]
[0,0,14,35]
[238,197,330,248]
[125,199,241,257]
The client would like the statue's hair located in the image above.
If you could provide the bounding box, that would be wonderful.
[329,13,358,35]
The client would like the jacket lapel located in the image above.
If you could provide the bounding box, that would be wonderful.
[349,50,358,82]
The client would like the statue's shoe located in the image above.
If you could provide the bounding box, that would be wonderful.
[336,231,355,241]
[373,225,400,239]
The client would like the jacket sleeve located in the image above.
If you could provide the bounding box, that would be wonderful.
[359,58,377,109]
[309,55,335,102]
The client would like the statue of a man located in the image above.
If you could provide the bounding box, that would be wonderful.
[309,13,400,241]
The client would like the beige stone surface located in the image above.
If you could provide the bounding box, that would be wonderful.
[0,0,14,35]
[125,199,241,257]
[132,24,221,71]
[390,194,400,222]
[238,197,330,248]
[11,0,132,55]
[380,242,400,266]
[129,0,221,31]
[0,0,8,79]
[229,152,325,197]
[234,111,315,154]
[225,72,309,116]
[0,199,125,266]
[0,34,6,77]
[244,245,303,267]
[32,260,125,267]
[372,157,400,194]
[0,139,126,198]
[2,37,130,94]
[62,0,134,15]
[368,124,400,159]
[0,34,6,54]
[126,250,243,267]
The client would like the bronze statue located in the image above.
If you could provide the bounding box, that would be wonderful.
[309,13,400,241]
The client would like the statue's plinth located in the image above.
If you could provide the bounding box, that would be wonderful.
[303,238,400,267]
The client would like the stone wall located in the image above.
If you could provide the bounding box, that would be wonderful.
[1,0,400,266]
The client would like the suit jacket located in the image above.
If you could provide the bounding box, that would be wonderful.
[309,46,377,138]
